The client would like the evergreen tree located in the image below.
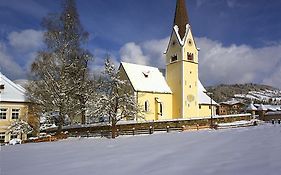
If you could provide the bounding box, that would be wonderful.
[27,0,93,131]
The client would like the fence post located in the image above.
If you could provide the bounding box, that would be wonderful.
[278,119,281,125]
[182,125,185,131]
[166,126,170,133]
[196,124,199,130]
[272,119,275,125]
[149,126,153,134]
[87,130,89,138]
[132,128,135,136]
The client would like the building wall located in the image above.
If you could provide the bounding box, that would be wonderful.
[137,92,173,121]
[182,30,199,118]
[166,31,183,118]
[0,102,29,143]
[198,104,217,117]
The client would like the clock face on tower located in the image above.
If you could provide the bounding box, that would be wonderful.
[187,94,195,102]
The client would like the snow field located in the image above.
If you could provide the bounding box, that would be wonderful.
[1,124,281,175]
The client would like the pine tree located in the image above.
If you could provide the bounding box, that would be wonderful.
[27,0,93,131]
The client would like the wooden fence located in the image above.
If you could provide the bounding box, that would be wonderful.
[41,113,252,138]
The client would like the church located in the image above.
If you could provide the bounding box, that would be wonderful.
[119,0,217,121]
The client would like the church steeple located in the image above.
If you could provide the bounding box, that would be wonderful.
[173,0,189,40]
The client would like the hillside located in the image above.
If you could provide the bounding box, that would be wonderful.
[206,83,281,103]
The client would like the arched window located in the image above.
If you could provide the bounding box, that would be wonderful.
[159,103,163,116]
[144,100,149,112]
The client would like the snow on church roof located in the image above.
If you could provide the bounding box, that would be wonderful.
[120,62,218,105]
[120,62,172,94]
[0,72,27,102]
[198,81,218,105]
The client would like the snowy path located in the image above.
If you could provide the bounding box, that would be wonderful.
[1,124,281,175]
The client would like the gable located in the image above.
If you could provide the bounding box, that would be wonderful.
[0,72,27,102]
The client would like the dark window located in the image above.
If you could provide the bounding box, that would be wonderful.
[0,84,4,89]
[187,52,194,61]
[144,101,149,112]
[11,135,18,139]
[171,55,177,62]
[0,109,7,119]
[199,105,201,109]
[159,103,163,116]
[0,133,5,143]
[12,109,20,119]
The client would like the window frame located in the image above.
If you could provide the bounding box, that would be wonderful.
[0,108,7,120]
[12,109,20,120]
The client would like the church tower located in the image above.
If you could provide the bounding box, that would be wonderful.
[165,0,199,118]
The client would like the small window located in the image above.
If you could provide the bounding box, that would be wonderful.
[187,52,194,61]
[0,132,5,143]
[11,134,18,139]
[159,103,163,116]
[144,101,149,112]
[199,105,201,109]
[12,109,20,119]
[0,84,4,89]
[0,109,7,120]
[171,55,177,62]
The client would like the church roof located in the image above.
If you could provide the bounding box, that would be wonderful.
[174,0,189,40]
[120,62,172,94]
[0,72,27,102]
[198,81,218,105]
[120,62,218,105]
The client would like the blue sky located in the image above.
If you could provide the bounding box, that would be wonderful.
[1,0,281,88]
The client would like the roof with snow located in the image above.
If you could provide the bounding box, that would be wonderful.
[246,103,257,111]
[0,72,27,102]
[120,62,172,94]
[198,81,218,105]
[220,99,243,106]
[174,0,189,39]
[120,62,217,105]
[257,104,267,111]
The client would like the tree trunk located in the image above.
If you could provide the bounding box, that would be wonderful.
[111,120,117,139]
[81,109,86,124]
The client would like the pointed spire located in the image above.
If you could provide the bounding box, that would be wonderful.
[173,0,189,39]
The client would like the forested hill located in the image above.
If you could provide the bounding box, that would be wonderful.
[206,83,281,103]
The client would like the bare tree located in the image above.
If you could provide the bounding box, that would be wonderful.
[27,0,93,131]
[93,58,142,138]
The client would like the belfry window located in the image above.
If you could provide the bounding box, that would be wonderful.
[171,54,178,62]
[187,52,194,61]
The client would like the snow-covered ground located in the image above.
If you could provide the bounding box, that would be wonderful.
[1,124,281,175]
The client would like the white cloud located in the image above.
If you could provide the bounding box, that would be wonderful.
[119,38,169,68]
[120,42,150,66]
[8,29,43,52]
[0,42,24,78]
[119,36,281,89]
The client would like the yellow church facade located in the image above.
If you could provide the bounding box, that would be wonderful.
[119,0,217,121]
